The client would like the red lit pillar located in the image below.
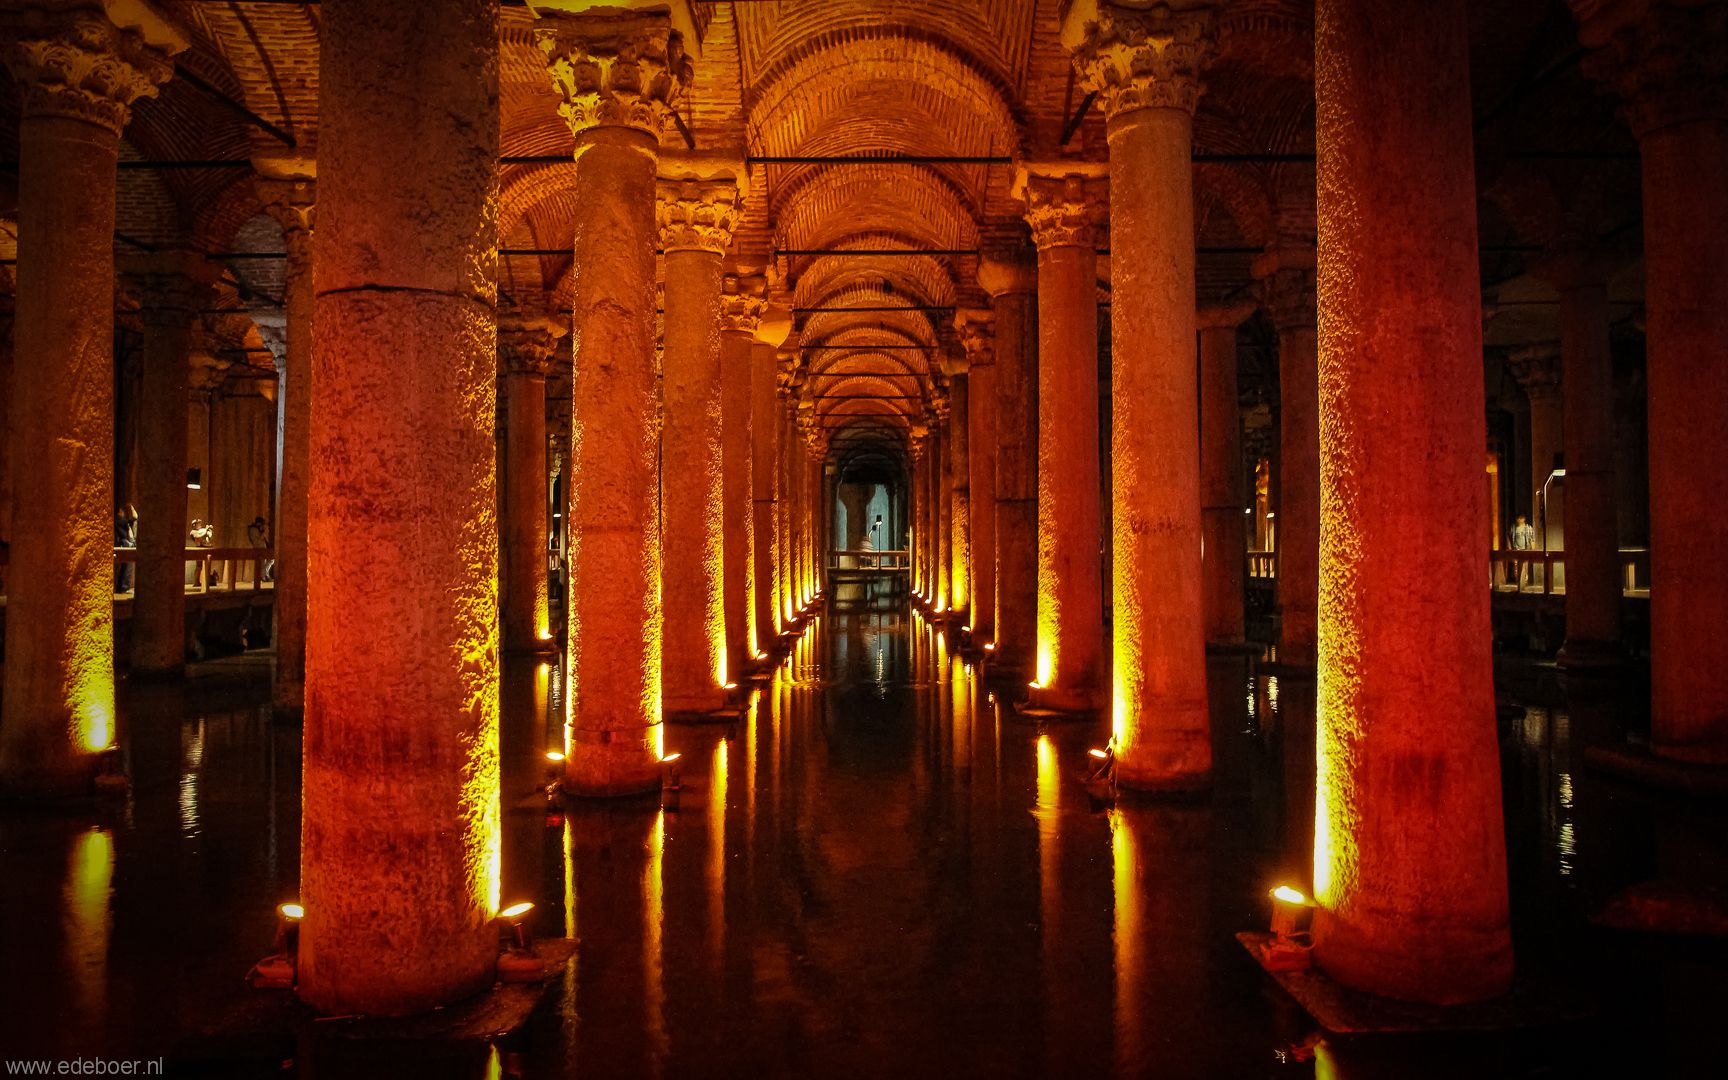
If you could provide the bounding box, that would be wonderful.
[911,430,928,598]
[1020,168,1106,710]
[499,316,562,654]
[978,252,1038,677]
[956,312,997,643]
[538,11,691,793]
[127,256,217,677]
[1312,0,1511,1003]
[946,366,972,619]
[300,0,502,1014]
[0,5,181,798]
[720,275,765,676]
[1256,247,1319,668]
[1577,0,1728,757]
[256,173,315,715]
[1197,301,1255,648]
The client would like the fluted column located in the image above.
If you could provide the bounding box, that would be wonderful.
[658,177,739,709]
[538,10,691,793]
[499,316,563,653]
[256,172,315,715]
[0,3,183,798]
[956,312,997,643]
[1197,300,1255,649]
[1017,169,1106,711]
[126,255,217,677]
[299,0,501,1015]
[978,252,1038,677]
[1256,247,1319,667]
[751,308,791,646]
[719,275,765,676]
[1313,0,1510,1004]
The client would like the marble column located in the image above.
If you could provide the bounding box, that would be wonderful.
[658,178,739,709]
[1538,251,1621,666]
[1510,347,1565,581]
[956,312,997,644]
[299,0,501,1015]
[256,172,315,715]
[719,275,765,677]
[945,365,972,620]
[1197,301,1255,649]
[1313,0,1511,1003]
[1017,169,1106,711]
[538,10,691,793]
[0,4,181,798]
[499,315,563,654]
[1256,247,1319,667]
[978,252,1038,677]
[1073,6,1215,782]
[127,255,217,677]
[751,309,791,646]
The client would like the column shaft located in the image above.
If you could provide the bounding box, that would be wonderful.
[721,326,755,674]
[948,374,971,619]
[750,343,781,642]
[501,330,555,653]
[1312,0,1510,1003]
[1557,280,1621,662]
[299,0,501,1015]
[987,274,1038,677]
[968,354,998,642]
[268,210,314,714]
[1199,319,1247,648]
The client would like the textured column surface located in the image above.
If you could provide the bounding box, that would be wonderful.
[258,176,315,715]
[1313,0,1511,1004]
[946,372,972,618]
[500,316,562,653]
[1258,250,1320,667]
[957,312,997,643]
[911,434,928,598]
[1580,2,1728,758]
[128,257,215,677]
[749,334,785,644]
[932,425,951,611]
[777,390,796,620]
[1197,302,1254,649]
[1021,172,1105,710]
[1543,259,1620,665]
[1074,6,1215,785]
[300,0,502,1015]
[719,277,764,677]
[978,254,1038,677]
[659,178,738,709]
[539,11,691,792]
[0,5,181,798]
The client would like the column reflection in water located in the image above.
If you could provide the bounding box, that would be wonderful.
[710,738,729,970]
[64,827,114,1027]
[1035,734,1065,1073]
[179,719,204,840]
[1109,808,1142,1073]
[500,660,553,912]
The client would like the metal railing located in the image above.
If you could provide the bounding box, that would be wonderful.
[827,548,911,571]
[1247,551,1277,580]
[111,546,276,595]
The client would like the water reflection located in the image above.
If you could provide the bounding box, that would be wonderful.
[64,827,114,1025]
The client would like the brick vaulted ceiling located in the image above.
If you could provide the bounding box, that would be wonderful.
[0,0,1642,458]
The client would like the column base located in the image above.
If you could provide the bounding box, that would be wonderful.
[1116,757,1211,794]
[1556,638,1623,672]
[1311,909,1513,1006]
[0,754,106,803]
[562,729,664,798]
[663,687,740,721]
[1020,683,1103,716]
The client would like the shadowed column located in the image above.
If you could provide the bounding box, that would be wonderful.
[750,308,791,645]
[1197,301,1254,649]
[299,0,502,1015]
[1073,5,1217,786]
[1018,169,1106,712]
[978,252,1038,679]
[1312,0,1511,1003]
[1256,247,1319,668]
[1576,1,1728,759]
[956,312,997,644]
[719,274,765,677]
[499,315,563,654]
[0,3,183,798]
[538,10,692,793]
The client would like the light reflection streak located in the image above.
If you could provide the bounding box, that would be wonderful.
[1110,809,1143,1071]
[179,719,205,839]
[710,739,729,965]
[645,808,667,1074]
[64,827,114,1024]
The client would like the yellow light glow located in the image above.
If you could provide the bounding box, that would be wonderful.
[1036,735,1058,813]
[723,682,738,691]
[1111,808,1142,1068]
[1035,636,1055,692]
[65,827,114,1023]
[1272,885,1308,906]
[1088,748,1110,760]
[660,752,682,765]
[545,750,566,763]
[500,901,535,921]
[709,739,728,963]
[278,902,305,920]
[983,643,995,651]
[645,807,667,1064]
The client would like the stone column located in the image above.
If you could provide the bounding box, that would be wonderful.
[1197,301,1255,649]
[0,4,182,798]
[911,430,928,598]
[126,255,217,677]
[978,253,1038,677]
[1577,0,1728,760]
[1017,169,1106,711]
[778,383,796,620]
[1510,346,1565,580]
[944,364,972,620]
[1256,247,1319,667]
[719,275,765,676]
[256,171,315,715]
[751,308,791,645]
[956,311,997,643]
[499,315,562,654]
[299,0,501,1015]
[1538,251,1621,666]
[1072,2,1214,779]
[931,422,950,611]
[538,11,692,791]
[1312,0,1510,1004]
[657,177,739,707]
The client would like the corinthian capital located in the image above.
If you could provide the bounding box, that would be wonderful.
[656,178,740,254]
[1068,2,1217,119]
[256,176,316,240]
[535,12,692,142]
[718,274,767,335]
[3,2,188,135]
[1577,2,1728,138]
[1014,169,1108,251]
[953,308,995,366]
[498,314,566,378]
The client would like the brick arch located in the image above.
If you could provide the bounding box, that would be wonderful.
[775,164,980,253]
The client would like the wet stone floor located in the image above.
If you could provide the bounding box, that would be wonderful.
[2,600,1725,1078]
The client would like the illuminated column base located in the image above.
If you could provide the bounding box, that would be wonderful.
[978,254,1038,679]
